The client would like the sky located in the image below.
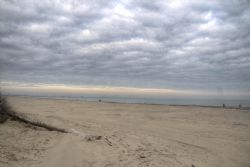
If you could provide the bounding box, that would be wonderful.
[0,0,250,98]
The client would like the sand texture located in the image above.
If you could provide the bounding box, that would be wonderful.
[0,96,250,167]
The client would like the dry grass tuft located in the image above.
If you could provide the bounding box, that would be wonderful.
[0,94,10,123]
[0,93,67,133]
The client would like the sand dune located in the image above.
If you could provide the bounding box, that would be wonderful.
[0,96,250,167]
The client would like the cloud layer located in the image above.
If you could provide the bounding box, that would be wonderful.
[1,0,250,93]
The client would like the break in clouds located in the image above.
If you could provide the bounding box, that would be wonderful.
[0,0,250,92]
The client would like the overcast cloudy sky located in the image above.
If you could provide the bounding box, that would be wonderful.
[0,0,250,96]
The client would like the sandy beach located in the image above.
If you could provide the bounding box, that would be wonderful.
[0,96,250,167]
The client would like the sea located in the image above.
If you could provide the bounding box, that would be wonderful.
[10,94,250,107]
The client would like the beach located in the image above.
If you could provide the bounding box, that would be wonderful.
[1,96,250,167]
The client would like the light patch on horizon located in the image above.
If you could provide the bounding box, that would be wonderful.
[1,82,250,99]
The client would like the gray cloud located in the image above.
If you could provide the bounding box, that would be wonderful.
[0,0,250,93]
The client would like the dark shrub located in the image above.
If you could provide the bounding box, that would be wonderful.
[0,94,10,123]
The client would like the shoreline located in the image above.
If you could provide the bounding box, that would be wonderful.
[4,94,250,110]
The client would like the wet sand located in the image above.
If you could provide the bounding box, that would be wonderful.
[1,96,250,167]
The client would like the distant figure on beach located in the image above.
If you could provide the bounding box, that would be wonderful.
[99,99,102,102]
[223,104,226,108]
[239,104,242,109]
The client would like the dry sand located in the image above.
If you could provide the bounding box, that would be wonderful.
[1,96,250,167]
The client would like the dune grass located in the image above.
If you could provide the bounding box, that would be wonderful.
[0,94,67,133]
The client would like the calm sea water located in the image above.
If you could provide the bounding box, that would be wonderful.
[6,93,250,107]
[33,95,250,107]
